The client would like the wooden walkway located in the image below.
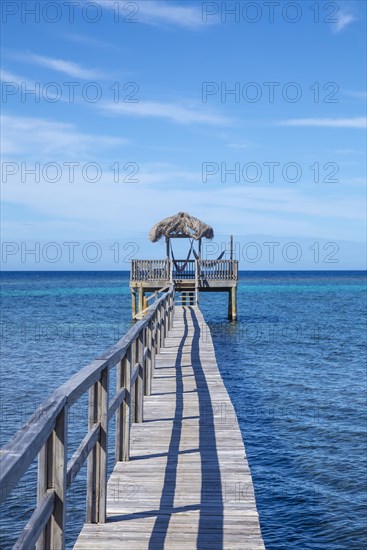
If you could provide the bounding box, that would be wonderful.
[74,306,264,549]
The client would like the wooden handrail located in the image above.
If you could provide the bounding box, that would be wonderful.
[0,284,175,550]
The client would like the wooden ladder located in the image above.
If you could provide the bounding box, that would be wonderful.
[174,287,196,306]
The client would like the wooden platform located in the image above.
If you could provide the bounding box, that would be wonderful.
[74,307,264,549]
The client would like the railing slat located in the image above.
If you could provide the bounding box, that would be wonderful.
[14,489,55,550]
[66,423,100,489]
[108,387,127,422]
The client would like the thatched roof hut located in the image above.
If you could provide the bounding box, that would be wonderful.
[149,212,214,242]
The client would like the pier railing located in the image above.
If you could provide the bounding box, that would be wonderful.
[199,259,238,280]
[131,259,238,282]
[0,285,174,550]
[131,259,170,281]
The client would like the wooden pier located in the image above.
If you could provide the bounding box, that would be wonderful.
[0,286,264,550]
[74,306,264,549]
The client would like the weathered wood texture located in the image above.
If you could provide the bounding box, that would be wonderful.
[74,307,264,550]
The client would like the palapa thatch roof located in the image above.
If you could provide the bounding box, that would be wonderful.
[149,212,214,242]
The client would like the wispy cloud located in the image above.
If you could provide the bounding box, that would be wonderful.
[63,33,117,50]
[1,69,64,102]
[21,53,105,79]
[226,142,250,150]
[332,11,356,33]
[1,115,129,159]
[2,181,365,244]
[280,117,366,129]
[100,100,231,126]
[93,0,206,29]
[344,90,367,101]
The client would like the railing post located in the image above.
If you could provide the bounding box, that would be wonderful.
[116,352,131,462]
[145,325,152,396]
[162,301,166,339]
[36,407,67,550]
[162,301,167,343]
[156,305,161,354]
[135,332,144,422]
[87,368,109,524]
[151,319,157,378]
[130,340,137,425]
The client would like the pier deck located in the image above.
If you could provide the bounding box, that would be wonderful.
[74,307,264,549]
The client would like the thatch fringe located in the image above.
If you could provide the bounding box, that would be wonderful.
[149,212,214,242]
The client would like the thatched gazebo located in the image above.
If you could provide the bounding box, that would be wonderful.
[148,211,214,260]
[130,212,238,320]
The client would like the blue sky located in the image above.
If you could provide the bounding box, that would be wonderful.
[1,0,366,269]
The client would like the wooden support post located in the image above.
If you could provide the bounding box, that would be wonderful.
[131,290,136,318]
[228,289,232,320]
[138,286,144,315]
[36,408,67,550]
[231,286,237,322]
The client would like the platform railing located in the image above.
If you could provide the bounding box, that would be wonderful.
[199,259,238,281]
[131,259,170,281]
[131,259,238,282]
[0,285,174,550]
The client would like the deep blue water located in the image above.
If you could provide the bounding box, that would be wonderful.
[1,271,366,549]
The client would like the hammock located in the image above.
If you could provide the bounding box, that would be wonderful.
[171,240,194,273]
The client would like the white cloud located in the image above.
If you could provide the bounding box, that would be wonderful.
[23,53,105,79]
[333,11,356,33]
[280,117,366,129]
[136,1,205,28]
[344,90,367,101]
[100,100,231,126]
[1,69,229,127]
[1,115,129,159]
[2,171,365,243]
[0,69,64,102]
[93,0,206,29]
[226,142,250,150]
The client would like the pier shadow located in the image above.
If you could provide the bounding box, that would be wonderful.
[148,307,224,549]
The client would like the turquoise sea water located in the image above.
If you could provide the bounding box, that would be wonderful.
[0,271,366,549]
